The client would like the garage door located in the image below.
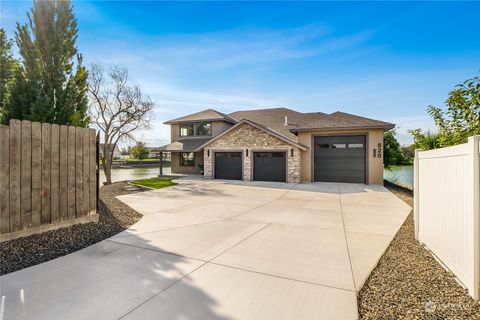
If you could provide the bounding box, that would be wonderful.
[214,152,242,180]
[314,135,366,183]
[253,152,286,182]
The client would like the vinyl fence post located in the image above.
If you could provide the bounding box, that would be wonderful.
[413,148,422,240]
[470,136,480,300]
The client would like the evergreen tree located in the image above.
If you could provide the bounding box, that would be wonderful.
[0,29,19,122]
[4,0,88,126]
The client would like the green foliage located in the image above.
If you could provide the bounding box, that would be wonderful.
[130,178,177,189]
[409,129,442,150]
[383,130,404,170]
[0,29,20,121]
[409,73,480,149]
[130,142,150,161]
[400,145,415,164]
[2,0,88,126]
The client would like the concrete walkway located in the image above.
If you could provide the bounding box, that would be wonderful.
[1,178,411,320]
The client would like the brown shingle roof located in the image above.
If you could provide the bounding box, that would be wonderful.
[228,108,326,141]
[290,111,395,132]
[164,109,237,124]
[196,119,308,151]
[159,138,212,152]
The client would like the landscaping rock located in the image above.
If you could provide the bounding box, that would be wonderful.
[358,182,480,319]
[0,182,144,275]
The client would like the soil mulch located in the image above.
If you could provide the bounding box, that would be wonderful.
[0,182,144,275]
[358,181,480,319]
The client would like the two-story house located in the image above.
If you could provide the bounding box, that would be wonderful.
[160,107,394,184]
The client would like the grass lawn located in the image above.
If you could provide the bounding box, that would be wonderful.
[130,177,177,189]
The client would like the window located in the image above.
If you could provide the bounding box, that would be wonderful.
[180,152,195,167]
[180,125,194,137]
[348,143,364,148]
[195,123,211,136]
[179,123,212,137]
[331,144,346,148]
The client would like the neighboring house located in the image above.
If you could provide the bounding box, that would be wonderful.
[99,143,121,159]
[160,108,394,184]
[147,147,171,161]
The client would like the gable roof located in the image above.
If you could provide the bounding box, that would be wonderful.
[159,138,212,152]
[228,108,326,141]
[290,111,395,132]
[164,109,237,124]
[196,119,309,151]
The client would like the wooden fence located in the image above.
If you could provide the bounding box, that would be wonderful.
[0,119,98,240]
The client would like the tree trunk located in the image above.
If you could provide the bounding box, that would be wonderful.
[102,143,112,185]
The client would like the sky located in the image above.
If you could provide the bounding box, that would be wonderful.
[1,1,479,146]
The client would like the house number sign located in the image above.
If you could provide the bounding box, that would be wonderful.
[377,143,382,158]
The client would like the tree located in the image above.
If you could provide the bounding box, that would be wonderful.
[89,63,153,184]
[410,73,480,148]
[401,145,415,164]
[2,0,88,126]
[410,129,442,151]
[0,29,19,121]
[383,130,404,170]
[130,142,149,161]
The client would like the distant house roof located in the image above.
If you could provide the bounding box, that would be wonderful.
[159,138,212,152]
[228,108,326,141]
[164,109,237,125]
[290,111,395,132]
[196,119,309,151]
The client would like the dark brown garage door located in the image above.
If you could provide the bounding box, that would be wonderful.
[314,135,366,183]
[214,152,242,180]
[253,152,286,182]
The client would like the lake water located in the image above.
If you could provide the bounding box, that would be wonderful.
[99,166,171,184]
[101,164,414,190]
[384,165,413,190]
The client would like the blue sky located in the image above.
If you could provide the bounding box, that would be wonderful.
[1,1,479,146]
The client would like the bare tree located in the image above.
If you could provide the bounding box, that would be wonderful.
[88,64,153,184]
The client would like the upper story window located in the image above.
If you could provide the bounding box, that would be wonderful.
[180,123,211,137]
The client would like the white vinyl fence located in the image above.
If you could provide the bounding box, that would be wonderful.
[414,135,480,299]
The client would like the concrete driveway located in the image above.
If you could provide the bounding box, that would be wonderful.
[1,178,411,320]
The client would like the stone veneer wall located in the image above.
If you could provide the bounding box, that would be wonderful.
[203,123,301,183]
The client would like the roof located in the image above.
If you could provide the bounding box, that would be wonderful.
[196,119,309,151]
[164,109,237,125]
[159,138,212,152]
[290,111,395,132]
[228,108,326,141]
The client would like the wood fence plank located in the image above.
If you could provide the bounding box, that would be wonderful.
[89,129,96,212]
[41,123,51,224]
[50,124,60,223]
[21,120,32,229]
[31,122,41,227]
[0,125,10,233]
[75,128,83,217]
[81,128,89,215]
[59,125,68,221]
[67,127,76,219]
[9,120,21,231]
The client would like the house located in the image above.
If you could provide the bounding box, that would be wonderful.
[99,143,121,160]
[160,108,394,184]
[147,147,171,161]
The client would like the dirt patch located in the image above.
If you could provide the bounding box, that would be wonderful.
[358,182,480,319]
[0,182,144,275]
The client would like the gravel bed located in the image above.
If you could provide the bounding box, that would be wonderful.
[358,181,480,319]
[0,182,144,275]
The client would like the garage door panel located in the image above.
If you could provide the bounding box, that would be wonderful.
[254,152,286,182]
[314,135,366,183]
[215,152,242,180]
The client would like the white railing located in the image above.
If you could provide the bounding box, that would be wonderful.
[414,135,480,299]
